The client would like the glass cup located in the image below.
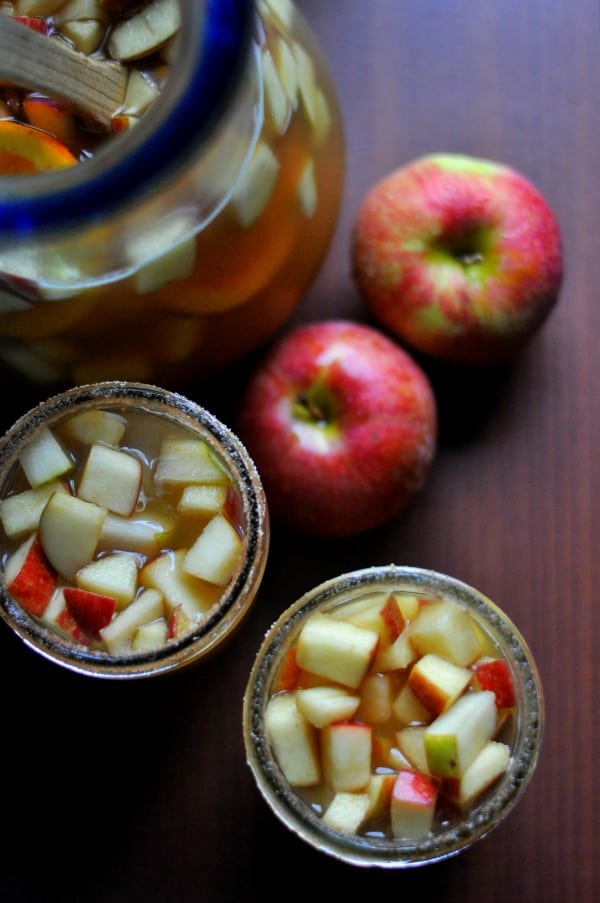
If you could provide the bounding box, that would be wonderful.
[0,381,270,678]
[243,565,544,868]
[0,0,344,386]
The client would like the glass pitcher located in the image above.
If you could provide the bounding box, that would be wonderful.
[0,0,344,387]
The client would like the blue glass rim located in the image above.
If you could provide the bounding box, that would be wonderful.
[0,0,256,238]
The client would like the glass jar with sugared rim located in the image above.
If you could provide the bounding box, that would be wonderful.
[243,565,544,868]
[0,380,270,678]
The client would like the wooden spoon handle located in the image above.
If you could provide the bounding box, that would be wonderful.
[0,16,126,129]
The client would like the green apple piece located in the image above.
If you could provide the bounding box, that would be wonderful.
[295,686,360,728]
[61,409,127,447]
[107,0,180,61]
[140,548,221,621]
[19,426,72,488]
[424,690,497,778]
[451,740,511,810]
[409,599,483,666]
[296,611,379,689]
[322,791,371,835]
[396,725,431,775]
[131,618,168,652]
[100,588,165,654]
[38,491,106,581]
[0,479,68,538]
[98,509,176,556]
[77,443,142,517]
[75,552,139,610]
[392,681,433,726]
[182,514,242,586]
[408,652,473,716]
[177,484,229,517]
[264,692,321,787]
[390,769,439,839]
[154,437,228,487]
[321,720,372,793]
[230,140,280,228]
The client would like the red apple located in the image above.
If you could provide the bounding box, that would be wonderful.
[4,532,57,616]
[352,153,563,366]
[237,320,437,537]
[63,587,117,639]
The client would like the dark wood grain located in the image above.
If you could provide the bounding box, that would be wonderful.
[0,1,597,900]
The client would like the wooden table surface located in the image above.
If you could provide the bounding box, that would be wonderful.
[1,1,597,900]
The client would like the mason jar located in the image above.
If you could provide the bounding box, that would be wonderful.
[0,0,344,387]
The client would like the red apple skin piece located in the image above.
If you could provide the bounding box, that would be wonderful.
[5,533,56,616]
[274,646,302,692]
[472,658,517,709]
[11,16,50,35]
[55,606,93,646]
[352,153,563,366]
[63,587,117,639]
[237,320,437,537]
[380,594,405,642]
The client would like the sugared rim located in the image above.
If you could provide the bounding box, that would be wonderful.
[0,381,270,679]
[243,565,545,868]
[0,0,255,236]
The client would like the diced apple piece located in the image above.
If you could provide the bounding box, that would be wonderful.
[295,612,379,689]
[264,692,320,787]
[99,587,164,654]
[297,157,317,218]
[167,602,192,639]
[409,600,483,666]
[139,548,221,620]
[17,1,65,15]
[0,479,68,538]
[130,216,196,294]
[177,484,228,518]
[98,510,175,556]
[122,68,160,116]
[261,48,290,135]
[61,409,127,447]
[182,514,242,586]
[53,0,109,23]
[273,646,301,692]
[292,41,330,144]
[154,437,227,487]
[272,35,298,109]
[321,720,372,793]
[230,140,280,228]
[408,652,472,716]
[131,618,168,651]
[424,690,497,778]
[322,791,371,835]
[396,725,431,775]
[357,673,394,724]
[374,628,417,672]
[60,18,105,53]
[4,532,57,616]
[260,0,294,32]
[296,686,360,728]
[472,657,517,709]
[445,741,511,811]
[38,491,106,581]
[394,592,424,622]
[390,770,439,839]
[365,772,396,820]
[75,552,138,609]
[332,592,405,643]
[77,443,142,516]
[107,0,180,61]
[19,426,72,487]
[42,587,91,645]
[63,586,117,639]
[392,681,433,726]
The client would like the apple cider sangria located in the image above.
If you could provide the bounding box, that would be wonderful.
[244,567,544,867]
[0,0,344,386]
[0,382,269,677]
